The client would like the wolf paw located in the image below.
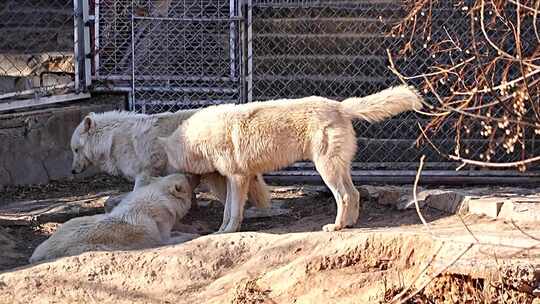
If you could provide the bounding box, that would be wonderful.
[166,233,200,245]
[104,194,126,213]
[213,228,231,235]
[322,224,342,232]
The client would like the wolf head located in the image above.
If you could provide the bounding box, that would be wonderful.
[144,173,199,203]
[70,112,114,174]
[111,173,199,218]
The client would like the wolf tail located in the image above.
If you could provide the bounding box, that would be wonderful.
[339,85,423,123]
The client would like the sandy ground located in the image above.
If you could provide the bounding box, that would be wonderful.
[0,175,539,303]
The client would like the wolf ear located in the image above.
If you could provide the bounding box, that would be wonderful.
[169,181,186,198]
[157,136,168,149]
[82,116,94,133]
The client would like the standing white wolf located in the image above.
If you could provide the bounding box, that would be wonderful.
[159,85,423,233]
[29,174,198,263]
[70,109,271,210]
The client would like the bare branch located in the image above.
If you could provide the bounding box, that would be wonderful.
[449,154,540,168]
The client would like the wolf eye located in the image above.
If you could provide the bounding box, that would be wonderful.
[74,148,79,153]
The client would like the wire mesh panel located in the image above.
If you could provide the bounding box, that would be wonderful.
[250,0,539,171]
[250,0,430,169]
[0,0,77,107]
[95,0,243,113]
[94,0,133,79]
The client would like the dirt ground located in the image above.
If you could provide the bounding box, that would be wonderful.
[0,174,448,271]
[1,175,539,303]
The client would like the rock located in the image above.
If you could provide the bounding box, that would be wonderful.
[363,186,416,207]
[498,196,540,222]
[358,185,381,200]
[396,191,430,210]
[397,189,467,214]
[466,197,505,218]
[377,188,402,206]
[423,190,466,214]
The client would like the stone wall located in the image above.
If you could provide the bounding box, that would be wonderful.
[0,96,126,186]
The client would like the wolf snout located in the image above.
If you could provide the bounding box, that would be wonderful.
[71,168,81,174]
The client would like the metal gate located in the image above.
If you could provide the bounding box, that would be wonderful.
[93,0,245,112]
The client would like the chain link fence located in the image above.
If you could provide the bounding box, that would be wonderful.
[92,0,539,172]
[0,0,79,109]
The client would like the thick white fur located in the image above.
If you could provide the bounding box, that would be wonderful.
[70,109,271,209]
[29,174,198,263]
[160,85,423,233]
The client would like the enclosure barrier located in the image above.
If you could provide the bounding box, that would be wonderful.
[0,0,92,112]
[1,0,534,179]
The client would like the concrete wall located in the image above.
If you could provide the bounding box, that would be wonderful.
[0,96,126,186]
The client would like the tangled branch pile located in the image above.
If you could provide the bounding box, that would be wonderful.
[390,0,540,170]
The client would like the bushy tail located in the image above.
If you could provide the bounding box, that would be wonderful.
[340,85,423,123]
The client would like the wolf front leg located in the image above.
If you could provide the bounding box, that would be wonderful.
[216,178,233,233]
[134,173,153,189]
[221,175,250,233]
[103,193,127,213]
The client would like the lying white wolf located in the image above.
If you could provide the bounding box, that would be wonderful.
[159,85,423,233]
[30,174,198,263]
[70,109,271,211]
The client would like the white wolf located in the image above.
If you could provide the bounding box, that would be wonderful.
[70,109,271,211]
[159,85,423,233]
[29,174,199,263]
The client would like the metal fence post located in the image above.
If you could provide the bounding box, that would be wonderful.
[230,0,237,82]
[130,0,136,111]
[74,0,92,92]
[73,0,83,93]
[238,0,252,104]
[94,0,101,80]
[82,0,92,89]
[246,0,253,103]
